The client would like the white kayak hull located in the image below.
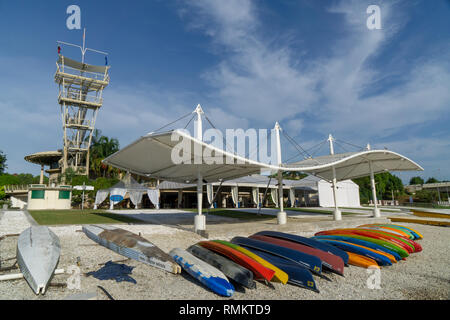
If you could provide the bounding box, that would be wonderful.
[16,226,61,295]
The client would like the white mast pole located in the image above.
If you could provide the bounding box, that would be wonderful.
[274,122,287,225]
[82,28,86,64]
[194,104,206,234]
[366,143,381,217]
[328,134,342,221]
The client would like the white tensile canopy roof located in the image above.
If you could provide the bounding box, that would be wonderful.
[103,129,423,183]
[281,150,423,182]
[103,130,272,183]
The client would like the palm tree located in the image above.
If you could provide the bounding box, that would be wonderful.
[88,130,120,178]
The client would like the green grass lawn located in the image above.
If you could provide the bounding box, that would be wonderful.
[28,209,143,225]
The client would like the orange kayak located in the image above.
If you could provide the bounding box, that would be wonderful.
[347,252,379,269]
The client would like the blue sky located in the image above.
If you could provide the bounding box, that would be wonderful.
[0,0,449,184]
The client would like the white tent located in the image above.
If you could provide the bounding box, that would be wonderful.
[93,173,155,209]
[317,179,360,207]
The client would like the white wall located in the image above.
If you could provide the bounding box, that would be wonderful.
[27,189,72,210]
[318,179,360,207]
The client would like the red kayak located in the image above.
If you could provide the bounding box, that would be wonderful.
[198,241,275,281]
[315,229,413,254]
[249,234,345,276]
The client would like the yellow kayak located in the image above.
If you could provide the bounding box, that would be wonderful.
[214,240,289,284]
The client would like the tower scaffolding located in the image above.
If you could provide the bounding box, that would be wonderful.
[55,32,110,179]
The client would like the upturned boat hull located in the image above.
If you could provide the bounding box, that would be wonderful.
[17,226,61,295]
[187,244,256,289]
[83,225,181,274]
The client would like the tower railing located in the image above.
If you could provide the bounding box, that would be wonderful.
[58,90,103,106]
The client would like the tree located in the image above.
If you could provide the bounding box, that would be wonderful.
[89,129,120,179]
[353,172,405,203]
[0,186,5,200]
[409,176,424,185]
[414,189,438,203]
[0,150,7,174]
[425,177,439,184]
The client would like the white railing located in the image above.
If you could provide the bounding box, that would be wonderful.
[66,118,92,127]
[56,64,109,82]
[4,185,29,193]
[59,91,103,105]
[67,141,90,150]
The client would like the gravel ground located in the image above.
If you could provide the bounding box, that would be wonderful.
[0,210,448,300]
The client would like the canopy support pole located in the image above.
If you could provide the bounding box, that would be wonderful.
[258,176,272,216]
[328,134,342,221]
[194,172,206,233]
[210,180,224,209]
[369,160,381,217]
[275,122,286,225]
[194,104,206,234]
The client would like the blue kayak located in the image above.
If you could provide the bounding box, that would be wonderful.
[253,230,349,265]
[313,235,402,261]
[243,246,319,293]
[231,237,328,280]
[312,239,392,266]
[169,248,235,297]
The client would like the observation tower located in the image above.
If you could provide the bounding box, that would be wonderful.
[55,29,110,180]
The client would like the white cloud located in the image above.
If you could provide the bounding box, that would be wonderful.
[178,0,450,182]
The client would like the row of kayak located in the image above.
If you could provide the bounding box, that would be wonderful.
[14,223,422,296]
[168,224,423,297]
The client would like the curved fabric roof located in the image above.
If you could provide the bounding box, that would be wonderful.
[103,130,271,183]
[103,129,423,183]
[24,151,62,165]
[281,150,424,182]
